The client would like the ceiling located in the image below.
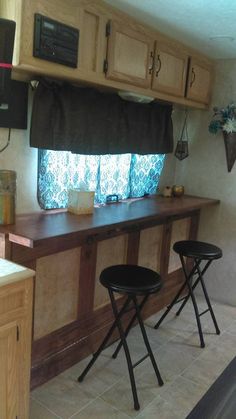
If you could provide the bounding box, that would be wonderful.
[104,0,236,59]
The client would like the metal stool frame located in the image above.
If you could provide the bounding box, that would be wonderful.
[78,289,163,410]
[154,255,220,348]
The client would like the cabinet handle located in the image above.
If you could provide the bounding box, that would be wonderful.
[148,51,154,74]
[190,68,196,87]
[155,54,162,77]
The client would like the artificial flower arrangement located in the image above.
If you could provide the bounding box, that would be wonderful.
[209,103,236,134]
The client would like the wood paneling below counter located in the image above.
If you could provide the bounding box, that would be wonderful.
[0,195,219,388]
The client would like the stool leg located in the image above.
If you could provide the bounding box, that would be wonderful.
[196,265,220,335]
[112,295,148,359]
[176,259,202,316]
[186,281,205,348]
[133,296,164,386]
[78,295,132,383]
[154,279,188,329]
[176,259,214,317]
[179,255,205,348]
[175,292,190,316]
[154,258,203,329]
[109,290,140,411]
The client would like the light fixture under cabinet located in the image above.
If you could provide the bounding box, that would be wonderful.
[209,35,235,42]
[118,90,154,104]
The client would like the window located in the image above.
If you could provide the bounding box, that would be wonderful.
[38,149,165,209]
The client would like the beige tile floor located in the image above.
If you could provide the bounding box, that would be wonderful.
[30,297,236,419]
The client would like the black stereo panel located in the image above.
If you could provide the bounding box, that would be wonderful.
[0,18,15,63]
[33,14,79,68]
[0,18,16,98]
[0,75,28,129]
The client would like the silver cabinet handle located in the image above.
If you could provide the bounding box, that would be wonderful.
[148,51,154,74]
[190,68,196,87]
[155,54,162,77]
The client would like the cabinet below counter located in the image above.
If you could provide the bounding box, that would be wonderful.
[0,259,34,419]
[0,195,219,389]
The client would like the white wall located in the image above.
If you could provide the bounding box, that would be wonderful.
[174,59,236,306]
[157,109,182,192]
[0,126,40,213]
[0,90,40,214]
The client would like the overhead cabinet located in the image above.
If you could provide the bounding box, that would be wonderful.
[105,21,189,97]
[21,0,81,65]
[78,5,107,78]
[151,42,188,97]
[186,58,212,104]
[0,0,107,82]
[1,0,214,108]
[105,21,155,88]
[104,21,212,104]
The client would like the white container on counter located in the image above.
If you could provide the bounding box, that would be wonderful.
[68,189,95,215]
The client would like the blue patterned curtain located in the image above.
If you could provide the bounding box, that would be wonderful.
[38,150,165,209]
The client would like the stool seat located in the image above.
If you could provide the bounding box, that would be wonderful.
[100,264,162,295]
[173,240,222,260]
[155,239,222,348]
[78,264,164,410]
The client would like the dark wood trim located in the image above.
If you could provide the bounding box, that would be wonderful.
[10,208,210,265]
[186,210,200,271]
[127,230,140,265]
[0,195,219,251]
[78,242,97,317]
[31,296,128,388]
[189,210,200,240]
[11,232,92,263]
[160,220,172,279]
[10,218,166,263]
[31,319,121,389]
[32,296,123,366]
[0,233,12,259]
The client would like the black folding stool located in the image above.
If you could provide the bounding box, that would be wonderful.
[154,240,222,348]
[78,264,164,410]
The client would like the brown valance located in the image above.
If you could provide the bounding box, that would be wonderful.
[30,79,173,155]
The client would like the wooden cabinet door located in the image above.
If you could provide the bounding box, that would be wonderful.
[0,322,18,419]
[106,21,155,88]
[79,5,107,78]
[0,278,33,419]
[152,42,188,97]
[186,58,213,104]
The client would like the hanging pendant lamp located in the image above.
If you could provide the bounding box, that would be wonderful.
[175,110,189,160]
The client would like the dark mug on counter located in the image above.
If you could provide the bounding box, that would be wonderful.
[172,185,184,197]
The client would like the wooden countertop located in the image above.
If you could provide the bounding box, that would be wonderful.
[0,195,219,248]
[0,258,35,286]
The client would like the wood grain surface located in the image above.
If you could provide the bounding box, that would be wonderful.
[0,195,219,248]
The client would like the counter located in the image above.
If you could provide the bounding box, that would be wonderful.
[0,258,34,285]
[0,194,219,388]
[0,258,34,419]
[0,194,218,247]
